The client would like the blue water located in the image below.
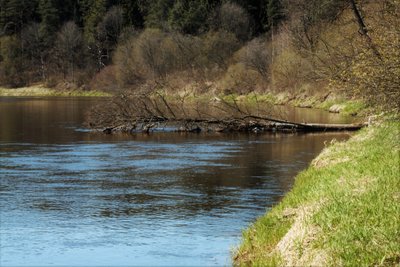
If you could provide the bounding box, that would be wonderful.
[0,97,350,266]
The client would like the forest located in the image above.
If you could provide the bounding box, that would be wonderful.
[0,0,399,110]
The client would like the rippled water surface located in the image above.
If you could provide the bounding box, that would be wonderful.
[0,97,350,266]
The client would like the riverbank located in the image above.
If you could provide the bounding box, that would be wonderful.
[214,92,366,117]
[0,85,110,97]
[234,115,400,266]
[0,85,366,116]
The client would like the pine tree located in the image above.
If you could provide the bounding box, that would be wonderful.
[38,0,60,44]
[119,0,144,28]
[83,0,106,44]
[57,0,82,25]
[168,0,209,34]
[0,0,39,35]
[266,0,284,31]
[144,0,174,29]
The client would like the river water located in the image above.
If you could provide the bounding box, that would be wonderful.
[0,97,351,266]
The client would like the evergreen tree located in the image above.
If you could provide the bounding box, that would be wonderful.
[168,0,209,34]
[57,0,82,25]
[266,0,284,31]
[82,0,106,44]
[229,0,267,35]
[144,0,174,29]
[0,0,39,35]
[38,0,60,44]
[118,0,144,28]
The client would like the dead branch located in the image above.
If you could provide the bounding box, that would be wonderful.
[86,92,365,134]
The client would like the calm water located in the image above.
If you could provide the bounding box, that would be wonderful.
[0,97,351,266]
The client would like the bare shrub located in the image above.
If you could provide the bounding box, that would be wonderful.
[114,29,238,88]
[169,32,203,71]
[136,29,174,79]
[202,31,240,71]
[238,38,271,79]
[271,47,313,91]
[219,63,263,95]
[89,65,119,92]
[114,31,143,88]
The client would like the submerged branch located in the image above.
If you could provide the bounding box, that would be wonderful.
[86,92,365,134]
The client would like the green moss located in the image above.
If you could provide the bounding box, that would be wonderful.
[234,119,400,266]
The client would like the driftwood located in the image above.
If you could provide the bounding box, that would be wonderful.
[86,92,366,134]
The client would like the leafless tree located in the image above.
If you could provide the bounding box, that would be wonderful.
[202,31,240,70]
[55,21,83,82]
[239,38,271,79]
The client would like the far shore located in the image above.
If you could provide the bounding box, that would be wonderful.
[0,85,110,97]
[0,85,367,117]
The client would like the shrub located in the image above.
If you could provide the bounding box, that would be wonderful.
[237,38,271,80]
[201,30,240,71]
[219,63,263,95]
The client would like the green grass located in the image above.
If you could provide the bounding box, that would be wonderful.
[215,92,367,116]
[234,117,400,266]
[0,85,111,97]
[317,99,367,116]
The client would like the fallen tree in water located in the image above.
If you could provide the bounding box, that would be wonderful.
[86,91,366,134]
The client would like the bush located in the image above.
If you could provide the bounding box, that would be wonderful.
[271,47,313,91]
[219,63,263,95]
[201,31,240,71]
[237,38,271,79]
[89,65,119,92]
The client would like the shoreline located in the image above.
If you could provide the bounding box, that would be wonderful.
[0,86,110,97]
[0,85,366,116]
[233,115,399,266]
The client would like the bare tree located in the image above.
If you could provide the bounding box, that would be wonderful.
[97,6,124,57]
[20,23,44,82]
[202,30,240,70]
[55,21,83,82]
[239,38,271,79]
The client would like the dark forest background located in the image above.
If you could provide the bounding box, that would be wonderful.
[0,0,398,108]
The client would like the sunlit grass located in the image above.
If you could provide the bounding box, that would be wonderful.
[317,99,367,116]
[234,118,400,266]
[0,85,111,97]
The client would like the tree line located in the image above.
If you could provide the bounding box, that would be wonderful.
[0,0,398,109]
[0,0,283,86]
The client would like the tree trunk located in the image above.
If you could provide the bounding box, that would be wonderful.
[349,0,381,59]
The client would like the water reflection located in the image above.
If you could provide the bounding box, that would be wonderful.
[0,97,351,266]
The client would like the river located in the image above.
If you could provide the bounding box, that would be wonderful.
[0,97,351,266]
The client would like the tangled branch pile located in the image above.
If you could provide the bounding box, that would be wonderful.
[86,90,304,133]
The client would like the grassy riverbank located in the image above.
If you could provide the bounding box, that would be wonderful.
[234,116,400,266]
[0,85,110,97]
[0,85,365,117]
[216,92,366,116]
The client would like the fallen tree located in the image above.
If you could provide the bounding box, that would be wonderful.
[86,91,366,134]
